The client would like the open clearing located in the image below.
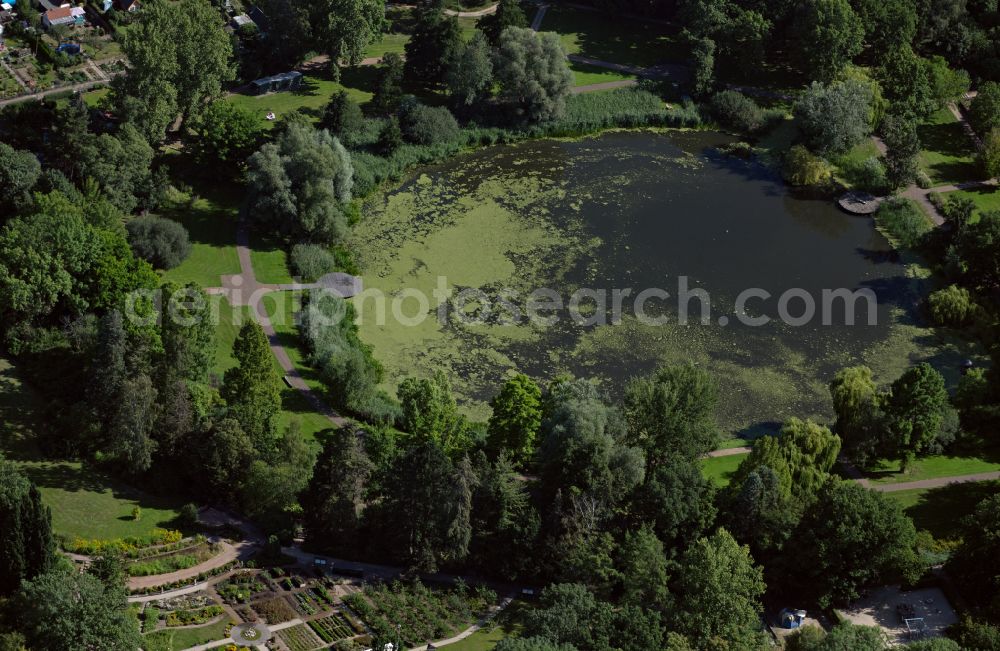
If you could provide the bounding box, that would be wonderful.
[942,185,1000,215]
[888,480,1000,540]
[864,451,1000,486]
[158,186,241,289]
[0,358,184,542]
[700,453,747,488]
[917,107,980,187]
[839,586,957,645]
[539,5,685,68]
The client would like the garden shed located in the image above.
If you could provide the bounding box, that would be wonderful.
[249,70,302,95]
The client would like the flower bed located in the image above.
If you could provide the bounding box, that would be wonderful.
[307,613,356,644]
[153,592,215,611]
[129,541,220,576]
[216,571,267,604]
[65,528,183,556]
[130,560,238,595]
[250,596,298,624]
[165,605,224,627]
[277,623,324,651]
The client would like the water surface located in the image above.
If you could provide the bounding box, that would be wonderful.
[352,131,964,433]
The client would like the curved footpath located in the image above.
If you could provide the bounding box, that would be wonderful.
[127,539,249,592]
[706,446,1000,493]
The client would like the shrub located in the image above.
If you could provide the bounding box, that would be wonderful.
[322,90,364,140]
[301,292,399,422]
[400,102,461,146]
[856,157,889,193]
[378,117,403,155]
[969,82,1000,135]
[709,90,765,134]
[164,605,223,627]
[784,145,832,186]
[927,285,977,326]
[126,216,192,270]
[179,503,199,528]
[875,198,932,249]
[291,244,339,281]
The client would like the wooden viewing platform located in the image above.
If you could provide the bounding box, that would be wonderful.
[838,191,884,215]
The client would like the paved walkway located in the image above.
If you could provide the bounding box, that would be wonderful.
[530,2,549,30]
[571,79,638,94]
[409,597,513,651]
[128,581,210,604]
[127,539,249,592]
[867,471,1000,493]
[705,446,751,457]
[878,100,994,225]
[387,1,498,16]
[231,221,352,429]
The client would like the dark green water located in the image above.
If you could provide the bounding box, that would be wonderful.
[357,130,965,434]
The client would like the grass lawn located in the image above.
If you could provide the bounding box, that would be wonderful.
[143,618,231,651]
[209,295,335,440]
[210,296,251,378]
[700,452,747,488]
[918,107,981,186]
[716,438,755,450]
[865,451,1000,485]
[249,233,293,285]
[446,601,531,651]
[571,61,635,87]
[158,187,241,289]
[831,139,882,188]
[82,86,110,108]
[888,480,1000,540]
[363,31,411,60]
[540,5,685,69]
[0,358,185,543]
[262,293,340,439]
[225,73,373,129]
[944,185,1000,215]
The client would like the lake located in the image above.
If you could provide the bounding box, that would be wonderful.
[351,130,970,434]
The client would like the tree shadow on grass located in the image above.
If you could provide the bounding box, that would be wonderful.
[918,122,975,160]
[904,480,1000,539]
[341,65,379,96]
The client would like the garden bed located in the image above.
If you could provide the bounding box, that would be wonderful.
[342,580,497,647]
[250,596,298,624]
[276,623,325,651]
[308,613,360,644]
[165,605,225,627]
[128,541,220,576]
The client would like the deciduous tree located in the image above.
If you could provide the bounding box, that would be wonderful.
[786,480,921,606]
[623,364,719,465]
[493,27,573,123]
[487,373,542,465]
[671,528,767,649]
[791,0,864,82]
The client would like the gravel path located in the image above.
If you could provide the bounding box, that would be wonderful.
[233,222,352,429]
[126,540,248,592]
[867,471,1000,493]
[704,446,752,457]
